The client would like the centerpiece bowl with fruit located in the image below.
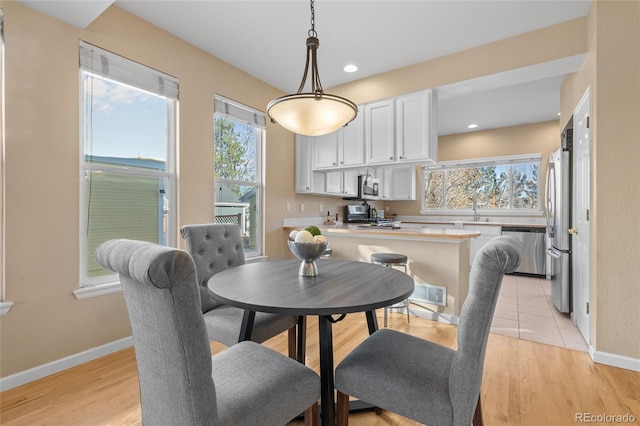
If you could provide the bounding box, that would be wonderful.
[287,226,328,277]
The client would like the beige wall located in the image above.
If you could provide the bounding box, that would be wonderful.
[2,0,637,380]
[0,1,289,377]
[559,0,640,360]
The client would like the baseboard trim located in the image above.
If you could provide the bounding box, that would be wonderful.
[0,337,133,392]
[408,303,459,325]
[590,347,640,372]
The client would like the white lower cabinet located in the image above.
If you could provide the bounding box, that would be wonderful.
[468,225,502,267]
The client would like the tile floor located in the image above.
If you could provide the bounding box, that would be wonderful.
[491,274,589,352]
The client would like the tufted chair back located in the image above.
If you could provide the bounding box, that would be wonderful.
[180,224,246,313]
[95,239,218,425]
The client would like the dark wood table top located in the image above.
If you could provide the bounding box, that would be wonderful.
[208,259,414,316]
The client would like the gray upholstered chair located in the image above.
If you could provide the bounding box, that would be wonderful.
[181,224,300,358]
[95,239,320,426]
[334,236,521,426]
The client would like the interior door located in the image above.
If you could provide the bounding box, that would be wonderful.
[572,89,591,344]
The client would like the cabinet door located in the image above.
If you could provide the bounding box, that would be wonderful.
[340,107,365,167]
[295,136,314,193]
[342,170,359,197]
[467,226,502,267]
[377,167,392,200]
[313,131,339,169]
[365,100,395,164]
[389,166,416,200]
[324,171,343,195]
[396,90,435,162]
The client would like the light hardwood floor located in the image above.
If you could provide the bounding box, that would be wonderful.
[1,312,639,425]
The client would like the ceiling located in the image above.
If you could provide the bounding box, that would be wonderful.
[17,0,592,135]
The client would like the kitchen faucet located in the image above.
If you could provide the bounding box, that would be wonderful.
[472,198,478,222]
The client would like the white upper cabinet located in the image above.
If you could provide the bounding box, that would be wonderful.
[313,131,340,168]
[389,166,416,200]
[324,169,359,197]
[295,135,314,193]
[340,107,365,167]
[313,107,365,169]
[365,99,396,164]
[396,90,437,163]
[365,90,437,166]
[377,165,417,200]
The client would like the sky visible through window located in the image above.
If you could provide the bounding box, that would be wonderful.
[85,75,167,161]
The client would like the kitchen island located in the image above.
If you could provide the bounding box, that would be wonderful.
[283,224,481,320]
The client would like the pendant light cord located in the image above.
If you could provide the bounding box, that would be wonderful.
[308,0,317,38]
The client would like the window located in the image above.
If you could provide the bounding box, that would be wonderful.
[214,95,265,257]
[79,41,178,287]
[422,154,541,213]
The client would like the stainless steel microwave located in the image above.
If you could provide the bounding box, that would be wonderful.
[358,175,379,200]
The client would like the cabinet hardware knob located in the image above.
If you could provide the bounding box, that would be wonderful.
[568,228,579,235]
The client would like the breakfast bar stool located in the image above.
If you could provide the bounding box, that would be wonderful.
[370,253,410,327]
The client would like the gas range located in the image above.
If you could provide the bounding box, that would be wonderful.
[344,204,393,226]
[345,217,394,226]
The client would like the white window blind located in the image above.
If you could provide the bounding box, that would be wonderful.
[215,95,266,128]
[79,41,178,100]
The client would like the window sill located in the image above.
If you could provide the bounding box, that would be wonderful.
[1,301,14,316]
[73,281,122,300]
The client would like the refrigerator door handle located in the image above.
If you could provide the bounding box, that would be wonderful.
[547,247,562,259]
[545,161,556,238]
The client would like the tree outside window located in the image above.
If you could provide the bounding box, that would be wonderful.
[213,97,264,257]
[423,156,540,212]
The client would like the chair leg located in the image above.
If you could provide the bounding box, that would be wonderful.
[304,402,319,426]
[287,327,296,359]
[336,391,349,426]
[383,307,388,327]
[473,395,484,426]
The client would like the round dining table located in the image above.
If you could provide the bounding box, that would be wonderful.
[208,258,415,426]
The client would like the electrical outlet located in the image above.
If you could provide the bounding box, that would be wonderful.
[319,204,323,213]
[300,203,304,212]
[385,206,390,212]
[286,202,291,212]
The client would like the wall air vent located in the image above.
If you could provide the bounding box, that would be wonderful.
[410,283,447,307]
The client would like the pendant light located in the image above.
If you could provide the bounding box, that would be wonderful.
[266,0,357,136]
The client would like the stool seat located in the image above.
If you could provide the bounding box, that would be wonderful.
[370,253,408,265]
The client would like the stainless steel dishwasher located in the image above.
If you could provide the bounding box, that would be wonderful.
[501,226,546,277]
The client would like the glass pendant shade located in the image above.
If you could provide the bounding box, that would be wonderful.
[267,0,358,136]
[267,93,357,136]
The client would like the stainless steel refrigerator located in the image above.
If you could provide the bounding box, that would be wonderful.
[546,129,572,313]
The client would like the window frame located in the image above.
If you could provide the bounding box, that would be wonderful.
[213,95,265,258]
[420,153,543,216]
[78,42,178,290]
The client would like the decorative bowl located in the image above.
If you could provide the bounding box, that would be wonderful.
[288,240,329,276]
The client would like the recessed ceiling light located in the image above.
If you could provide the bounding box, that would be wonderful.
[343,64,358,73]
[467,124,478,129]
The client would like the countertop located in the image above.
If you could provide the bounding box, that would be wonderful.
[284,224,481,240]
[400,220,546,229]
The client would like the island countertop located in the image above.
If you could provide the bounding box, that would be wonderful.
[283,224,481,240]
